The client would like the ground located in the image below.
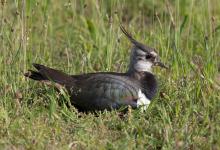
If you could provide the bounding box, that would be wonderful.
[0,0,220,149]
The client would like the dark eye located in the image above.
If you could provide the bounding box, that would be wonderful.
[145,54,151,59]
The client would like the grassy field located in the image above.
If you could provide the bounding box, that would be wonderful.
[0,0,220,149]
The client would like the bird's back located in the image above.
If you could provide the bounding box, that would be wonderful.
[70,73,142,111]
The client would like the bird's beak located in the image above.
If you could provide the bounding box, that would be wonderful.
[154,58,168,69]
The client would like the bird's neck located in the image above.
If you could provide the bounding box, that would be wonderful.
[127,70,157,99]
[127,68,153,80]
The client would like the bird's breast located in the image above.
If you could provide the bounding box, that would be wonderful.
[137,89,151,111]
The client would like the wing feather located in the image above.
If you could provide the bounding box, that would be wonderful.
[71,74,140,110]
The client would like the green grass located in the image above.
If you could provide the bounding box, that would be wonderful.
[0,0,220,149]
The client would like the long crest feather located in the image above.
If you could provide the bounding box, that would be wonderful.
[120,25,138,45]
[120,24,150,52]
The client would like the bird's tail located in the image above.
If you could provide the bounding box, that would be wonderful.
[24,63,74,87]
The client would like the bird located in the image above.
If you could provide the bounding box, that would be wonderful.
[24,25,167,112]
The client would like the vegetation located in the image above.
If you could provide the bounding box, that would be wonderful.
[0,0,219,149]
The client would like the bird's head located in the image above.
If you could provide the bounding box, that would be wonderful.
[120,25,168,73]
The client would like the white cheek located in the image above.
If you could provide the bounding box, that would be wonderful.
[137,89,151,111]
[135,61,152,72]
[150,51,157,56]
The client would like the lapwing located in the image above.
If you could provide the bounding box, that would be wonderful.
[24,25,167,112]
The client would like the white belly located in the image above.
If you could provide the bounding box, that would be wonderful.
[137,89,151,111]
